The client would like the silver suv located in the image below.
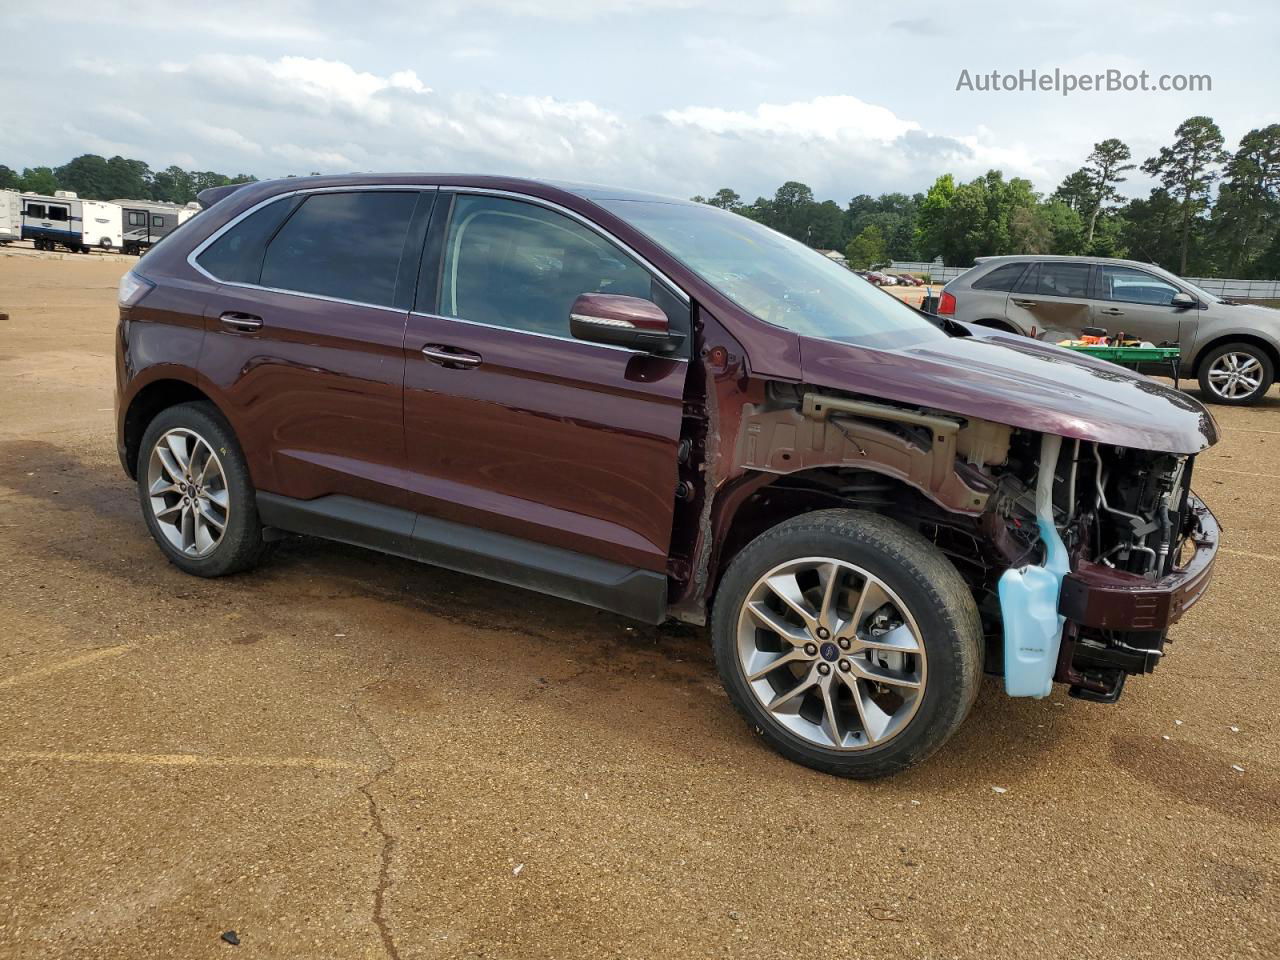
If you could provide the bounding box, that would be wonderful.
[938,255,1280,405]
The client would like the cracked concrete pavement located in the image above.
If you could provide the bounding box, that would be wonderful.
[0,252,1277,959]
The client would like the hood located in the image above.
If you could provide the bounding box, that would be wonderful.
[799,330,1218,454]
[1217,300,1280,326]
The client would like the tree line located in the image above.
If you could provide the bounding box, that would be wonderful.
[7,114,1276,277]
[693,116,1280,279]
[0,155,259,206]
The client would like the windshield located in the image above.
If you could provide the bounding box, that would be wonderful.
[598,199,946,347]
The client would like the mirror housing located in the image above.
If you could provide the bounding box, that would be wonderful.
[569,293,684,353]
[1171,291,1197,308]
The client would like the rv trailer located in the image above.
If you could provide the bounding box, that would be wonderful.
[111,199,201,255]
[21,191,123,253]
[0,190,19,245]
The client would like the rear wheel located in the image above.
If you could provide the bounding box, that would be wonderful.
[1198,342,1274,405]
[137,402,270,577]
[711,509,982,779]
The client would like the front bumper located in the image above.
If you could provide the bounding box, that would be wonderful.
[1057,495,1219,631]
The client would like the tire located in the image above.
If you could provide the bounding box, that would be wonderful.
[711,509,982,779]
[99,237,112,251]
[1198,342,1275,405]
[136,402,270,577]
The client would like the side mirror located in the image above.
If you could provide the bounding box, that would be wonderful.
[569,293,684,353]
[1171,292,1197,308]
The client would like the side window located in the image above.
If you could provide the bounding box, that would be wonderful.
[440,194,656,338]
[972,262,1027,291]
[196,196,301,284]
[46,206,70,223]
[26,204,47,218]
[260,191,417,307]
[153,215,165,227]
[128,211,146,227]
[1033,262,1090,298]
[1100,265,1180,306]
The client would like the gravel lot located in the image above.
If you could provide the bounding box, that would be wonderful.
[0,250,1276,960]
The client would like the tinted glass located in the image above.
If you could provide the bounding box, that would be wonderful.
[1030,262,1090,297]
[47,206,69,222]
[972,262,1027,291]
[441,194,654,337]
[1100,265,1181,305]
[260,192,417,306]
[599,199,944,347]
[26,204,46,218]
[196,197,299,284]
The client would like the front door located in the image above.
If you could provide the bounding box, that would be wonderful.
[1091,263,1196,346]
[196,188,432,510]
[402,192,689,575]
[1003,261,1095,342]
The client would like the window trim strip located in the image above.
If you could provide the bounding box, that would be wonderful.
[186,183,691,315]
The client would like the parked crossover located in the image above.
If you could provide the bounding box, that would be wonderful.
[116,176,1221,778]
[938,254,1280,405]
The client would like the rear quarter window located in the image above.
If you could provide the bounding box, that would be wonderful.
[194,197,301,284]
[971,262,1028,291]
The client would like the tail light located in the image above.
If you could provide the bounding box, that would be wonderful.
[937,291,956,315]
[118,271,154,308]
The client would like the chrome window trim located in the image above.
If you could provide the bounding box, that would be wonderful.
[186,181,691,321]
[185,185,437,313]
[409,310,689,361]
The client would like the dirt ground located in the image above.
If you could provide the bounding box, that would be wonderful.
[0,249,1276,960]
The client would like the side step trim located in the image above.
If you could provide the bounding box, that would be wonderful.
[256,493,668,624]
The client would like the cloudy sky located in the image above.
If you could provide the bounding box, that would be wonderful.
[2,0,1276,202]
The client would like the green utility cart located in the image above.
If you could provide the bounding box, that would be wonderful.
[1060,343,1182,388]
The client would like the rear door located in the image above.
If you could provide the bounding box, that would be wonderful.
[195,188,432,510]
[1092,263,1195,346]
[1003,261,1095,341]
[402,191,689,575]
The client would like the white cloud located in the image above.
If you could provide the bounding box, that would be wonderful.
[680,36,775,71]
[664,95,920,143]
[187,123,264,156]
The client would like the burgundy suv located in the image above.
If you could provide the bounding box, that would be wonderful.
[115,174,1221,778]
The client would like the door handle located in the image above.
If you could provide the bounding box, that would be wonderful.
[1098,308,1125,316]
[219,311,263,331]
[421,344,482,369]
[1010,299,1037,308]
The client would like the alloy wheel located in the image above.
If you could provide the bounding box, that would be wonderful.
[735,557,926,750]
[1207,351,1264,400]
[146,428,230,558]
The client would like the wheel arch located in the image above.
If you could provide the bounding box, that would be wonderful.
[122,377,222,478]
[971,317,1022,335]
[708,466,964,604]
[1189,332,1280,377]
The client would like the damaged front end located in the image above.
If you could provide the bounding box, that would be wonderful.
[981,429,1219,702]
[722,382,1220,705]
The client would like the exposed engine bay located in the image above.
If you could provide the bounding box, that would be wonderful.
[983,433,1202,701]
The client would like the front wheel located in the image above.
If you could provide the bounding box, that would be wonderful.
[136,402,271,577]
[711,509,982,779]
[1198,342,1274,405]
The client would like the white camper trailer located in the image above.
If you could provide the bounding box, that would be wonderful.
[111,198,200,255]
[21,191,124,253]
[0,189,19,245]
